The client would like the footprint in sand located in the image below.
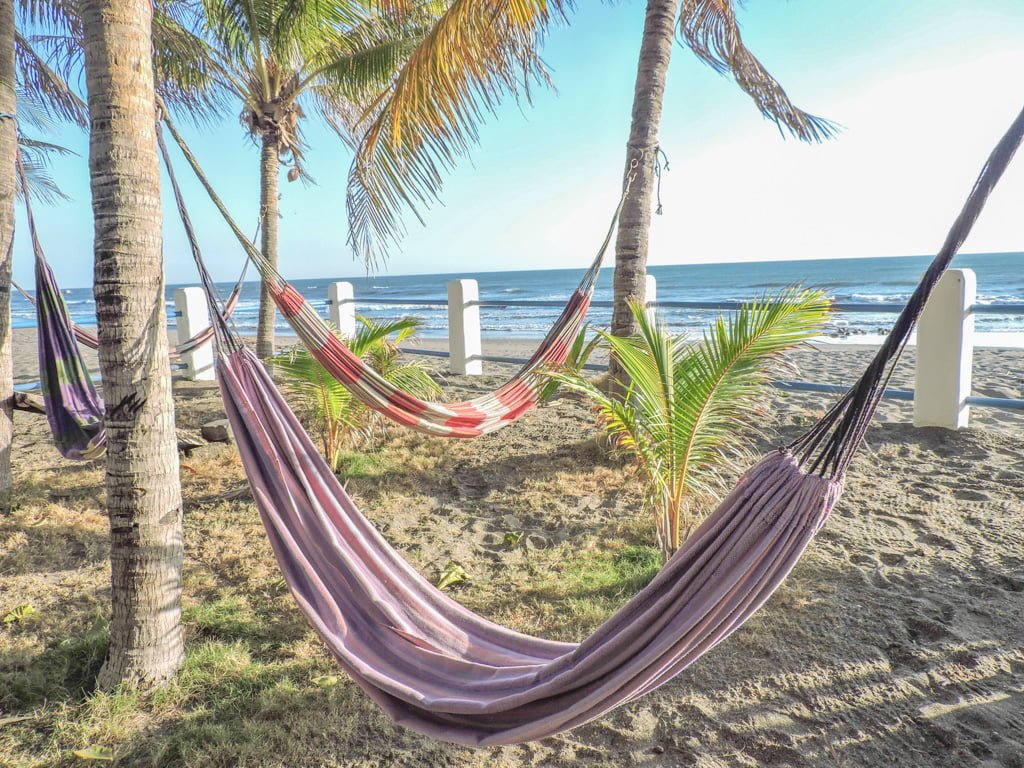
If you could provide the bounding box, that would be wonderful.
[992,573,1024,593]
[954,488,991,502]
[918,532,955,549]
[879,551,907,566]
[850,552,876,566]
[905,616,950,642]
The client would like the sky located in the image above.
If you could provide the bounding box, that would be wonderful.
[13,0,1024,288]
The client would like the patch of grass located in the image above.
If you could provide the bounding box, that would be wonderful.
[183,595,265,643]
[1,613,109,712]
[560,544,662,598]
[518,543,662,638]
[335,449,394,481]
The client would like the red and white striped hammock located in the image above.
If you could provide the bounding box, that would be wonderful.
[159,116,627,437]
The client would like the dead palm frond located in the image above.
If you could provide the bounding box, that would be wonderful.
[677,0,837,142]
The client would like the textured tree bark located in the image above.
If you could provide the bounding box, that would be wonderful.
[256,134,279,359]
[0,0,16,513]
[610,0,678,384]
[81,0,185,687]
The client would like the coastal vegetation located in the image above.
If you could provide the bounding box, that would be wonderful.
[552,289,831,559]
[274,316,440,473]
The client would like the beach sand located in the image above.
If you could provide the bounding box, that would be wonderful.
[3,329,1023,766]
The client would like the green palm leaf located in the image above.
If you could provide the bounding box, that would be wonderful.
[551,287,830,559]
[274,315,440,471]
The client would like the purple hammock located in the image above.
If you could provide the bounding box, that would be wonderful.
[14,154,246,460]
[15,158,106,460]
[166,106,1024,745]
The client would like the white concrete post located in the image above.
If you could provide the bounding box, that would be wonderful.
[173,286,215,381]
[448,278,482,375]
[645,274,658,324]
[328,281,356,338]
[914,268,975,429]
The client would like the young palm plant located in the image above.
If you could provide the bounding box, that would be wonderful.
[536,324,601,403]
[550,289,830,561]
[274,316,441,473]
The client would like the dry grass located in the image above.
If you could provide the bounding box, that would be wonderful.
[0,374,656,767]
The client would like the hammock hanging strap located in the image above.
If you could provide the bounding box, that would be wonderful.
[789,105,1024,477]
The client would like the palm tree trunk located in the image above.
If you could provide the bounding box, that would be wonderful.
[610,0,678,383]
[0,0,15,513]
[81,0,184,687]
[256,134,279,359]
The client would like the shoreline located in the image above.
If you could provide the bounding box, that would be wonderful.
[12,325,1023,434]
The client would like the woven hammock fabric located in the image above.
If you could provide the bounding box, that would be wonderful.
[175,103,1023,745]
[220,343,841,745]
[34,254,106,460]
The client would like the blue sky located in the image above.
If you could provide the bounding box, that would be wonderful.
[13,0,1024,288]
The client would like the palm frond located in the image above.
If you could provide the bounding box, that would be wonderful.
[678,0,836,143]
[13,29,87,128]
[20,0,230,125]
[670,288,830,497]
[350,314,425,355]
[16,134,75,203]
[152,0,234,122]
[345,0,571,267]
[386,362,442,399]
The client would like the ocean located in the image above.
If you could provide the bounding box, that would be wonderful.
[13,252,1024,340]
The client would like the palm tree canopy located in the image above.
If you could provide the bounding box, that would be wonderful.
[345,0,835,266]
[200,0,437,180]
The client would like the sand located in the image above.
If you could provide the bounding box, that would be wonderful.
[3,329,1023,767]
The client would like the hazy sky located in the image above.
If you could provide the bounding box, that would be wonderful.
[13,0,1024,288]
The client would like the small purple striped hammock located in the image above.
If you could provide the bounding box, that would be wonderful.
[16,158,106,460]
[166,102,1023,745]
[15,153,245,460]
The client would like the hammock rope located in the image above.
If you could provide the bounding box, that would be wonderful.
[12,269,247,358]
[161,99,1024,744]
[158,106,633,437]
